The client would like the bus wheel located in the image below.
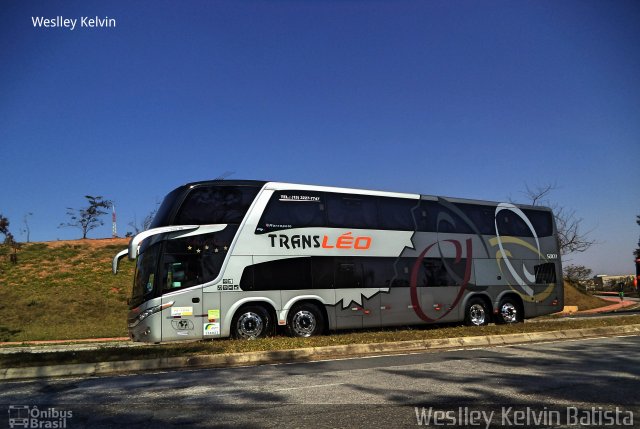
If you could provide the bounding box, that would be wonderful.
[464,298,490,326]
[497,297,522,324]
[287,303,324,337]
[231,306,272,339]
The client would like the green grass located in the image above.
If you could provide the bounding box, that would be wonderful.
[2,314,639,368]
[0,240,133,342]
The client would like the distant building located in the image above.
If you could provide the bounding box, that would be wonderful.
[593,274,634,289]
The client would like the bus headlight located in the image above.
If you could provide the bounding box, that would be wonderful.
[129,301,174,328]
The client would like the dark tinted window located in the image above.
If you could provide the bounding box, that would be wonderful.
[523,210,554,237]
[455,204,496,235]
[360,258,397,288]
[326,193,378,229]
[131,242,162,308]
[496,210,536,237]
[241,256,421,290]
[150,187,186,228]
[418,199,554,237]
[176,186,260,225]
[389,258,413,287]
[335,259,364,289]
[419,258,467,287]
[160,226,237,292]
[251,257,312,290]
[420,200,475,234]
[377,198,420,231]
[256,191,326,234]
[312,257,334,289]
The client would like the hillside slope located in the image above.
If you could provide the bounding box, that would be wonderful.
[0,239,134,342]
[563,280,610,311]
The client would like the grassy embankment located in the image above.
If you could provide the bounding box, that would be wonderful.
[0,239,628,344]
[562,280,612,311]
[0,239,133,342]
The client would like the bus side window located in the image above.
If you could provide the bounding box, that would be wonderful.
[390,258,412,287]
[176,185,260,225]
[335,260,363,288]
[377,197,418,231]
[257,191,325,233]
[326,194,378,229]
[523,210,554,237]
[312,257,334,289]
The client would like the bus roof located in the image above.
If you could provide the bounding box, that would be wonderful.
[178,179,553,212]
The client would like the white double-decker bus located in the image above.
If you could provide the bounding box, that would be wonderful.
[113,180,563,342]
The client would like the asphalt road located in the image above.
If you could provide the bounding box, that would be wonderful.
[2,336,639,428]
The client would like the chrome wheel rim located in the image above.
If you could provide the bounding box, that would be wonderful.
[236,312,263,339]
[291,310,316,337]
[500,302,518,323]
[469,304,486,325]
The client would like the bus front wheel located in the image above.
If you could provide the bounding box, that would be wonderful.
[231,305,272,339]
[286,303,324,337]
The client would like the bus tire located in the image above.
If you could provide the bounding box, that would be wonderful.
[286,303,324,338]
[231,305,272,340]
[497,297,523,324]
[464,298,490,326]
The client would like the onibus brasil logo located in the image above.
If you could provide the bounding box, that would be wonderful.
[8,405,73,428]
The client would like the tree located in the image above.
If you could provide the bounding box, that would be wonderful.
[128,211,155,235]
[128,202,159,235]
[0,214,15,245]
[59,196,113,239]
[563,264,593,290]
[520,184,595,256]
[21,212,33,243]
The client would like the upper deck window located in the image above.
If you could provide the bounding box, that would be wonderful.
[175,185,261,225]
[326,193,378,229]
[256,191,326,234]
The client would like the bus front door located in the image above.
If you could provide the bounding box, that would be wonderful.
[159,259,204,342]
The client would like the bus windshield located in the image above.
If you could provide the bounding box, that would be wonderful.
[131,242,161,309]
[129,225,240,309]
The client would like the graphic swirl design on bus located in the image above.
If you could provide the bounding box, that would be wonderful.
[404,199,555,321]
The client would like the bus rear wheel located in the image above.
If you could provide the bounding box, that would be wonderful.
[231,305,272,340]
[287,303,324,337]
[497,297,523,324]
[464,298,490,326]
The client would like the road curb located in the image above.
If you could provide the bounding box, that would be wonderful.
[2,324,639,381]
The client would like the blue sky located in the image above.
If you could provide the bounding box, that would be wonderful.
[1,0,638,274]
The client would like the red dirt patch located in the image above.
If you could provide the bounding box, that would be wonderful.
[40,238,129,249]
